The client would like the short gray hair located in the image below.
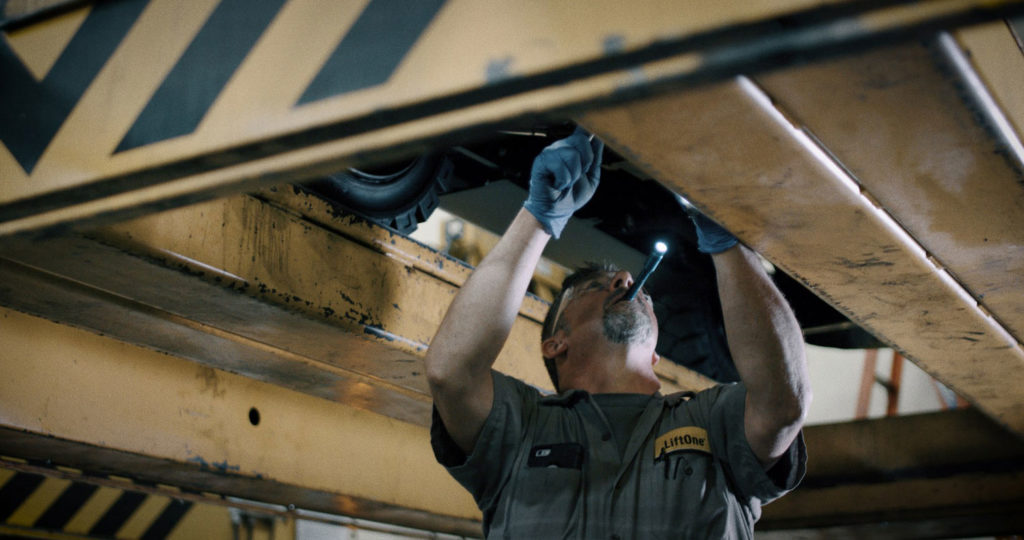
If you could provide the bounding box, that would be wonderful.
[541,262,621,391]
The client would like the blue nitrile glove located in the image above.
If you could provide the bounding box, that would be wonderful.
[689,211,738,254]
[523,127,604,239]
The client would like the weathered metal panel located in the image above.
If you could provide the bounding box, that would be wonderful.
[759,408,1024,537]
[0,306,483,536]
[580,76,1024,436]
[0,188,710,428]
[2,0,1020,236]
[754,38,1024,347]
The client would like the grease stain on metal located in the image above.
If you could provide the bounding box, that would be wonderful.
[837,256,895,269]
[363,325,427,352]
[486,56,514,83]
[188,455,242,474]
[602,34,626,55]
[339,291,358,306]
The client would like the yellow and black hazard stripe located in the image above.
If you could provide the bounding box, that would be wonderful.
[0,466,192,539]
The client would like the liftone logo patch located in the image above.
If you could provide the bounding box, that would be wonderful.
[654,427,711,459]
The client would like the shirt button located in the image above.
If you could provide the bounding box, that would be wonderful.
[685,467,694,476]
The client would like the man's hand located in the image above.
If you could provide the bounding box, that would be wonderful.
[689,211,738,254]
[524,127,604,239]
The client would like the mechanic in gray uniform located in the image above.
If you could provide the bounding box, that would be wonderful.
[424,128,811,539]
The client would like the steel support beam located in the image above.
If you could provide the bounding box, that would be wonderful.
[4,307,1021,538]
[579,46,1024,436]
[0,187,713,427]
[758,408,1024,538]
[754,29,1024,346]
[2,0,1021,236]
[0,306,482,536]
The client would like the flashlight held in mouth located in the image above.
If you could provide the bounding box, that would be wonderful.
[623,241,668,302]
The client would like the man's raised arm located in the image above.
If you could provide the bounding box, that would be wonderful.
[691,214,812,467]
[424,129,603,454]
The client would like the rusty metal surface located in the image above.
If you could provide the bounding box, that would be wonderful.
[580,74,1024,437]
[2,0,1020,236]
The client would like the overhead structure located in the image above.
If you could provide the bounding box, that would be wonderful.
[3,0,1024,537]
[580,31,1024,436]
[2,0,1021,235]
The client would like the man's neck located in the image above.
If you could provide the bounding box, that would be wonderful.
[559,350,660,395]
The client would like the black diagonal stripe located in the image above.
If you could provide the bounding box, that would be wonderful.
[87,491,145,537]
[140,499,192,540]
[0,473,44,522]
[32,482,97,530]
[297,0,446,105]
[115,0,287,152]
[0,0,147,173]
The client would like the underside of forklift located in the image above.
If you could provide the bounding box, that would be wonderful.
[2,1,1024,537]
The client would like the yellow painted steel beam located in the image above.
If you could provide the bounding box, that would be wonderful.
[579,71,1024,436]
[3,307,1020,537]
[0,306,483,536]
[1,0,1021,236]
[0,188,711,427]
[753,34,1024,346]
[758,408,1024,537]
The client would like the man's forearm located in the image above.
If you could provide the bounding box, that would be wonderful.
[713,245,811,464]
[425,208,550,393]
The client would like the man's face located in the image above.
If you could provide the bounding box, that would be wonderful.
[555,270,658,347]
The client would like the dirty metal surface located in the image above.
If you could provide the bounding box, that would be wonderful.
[759,408,1024,538]
[580,72,1024,437]
[755,34,1024,346]
[0,187,711,428]
[0,306,483,537]
[2,0,1020,236]
[4,304,1020,538]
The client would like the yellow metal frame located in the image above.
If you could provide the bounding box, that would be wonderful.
[0,187,712,428]
[1,0,1020,236]
[2,1,1024,536]
[581,67,1024,436]
[0,306,481,536]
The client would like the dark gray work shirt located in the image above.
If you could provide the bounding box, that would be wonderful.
[431,371,806,539]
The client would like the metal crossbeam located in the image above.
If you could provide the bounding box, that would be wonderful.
[0,306,482,536]
[0,187,713,427]
[4,305,1021,538]
[759,408,1024,538]
[1,0,1020,236]
[579,36,1024,436]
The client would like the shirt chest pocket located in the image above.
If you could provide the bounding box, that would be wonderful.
[507,443,584,529]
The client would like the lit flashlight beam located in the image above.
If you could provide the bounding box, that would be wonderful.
[623,241,667,302]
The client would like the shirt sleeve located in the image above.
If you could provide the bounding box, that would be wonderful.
[706,382,807,505]
[430,370,538,512]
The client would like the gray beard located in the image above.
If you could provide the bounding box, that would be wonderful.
[602,304,654,345]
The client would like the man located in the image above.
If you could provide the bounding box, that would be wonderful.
[424,127,811,538]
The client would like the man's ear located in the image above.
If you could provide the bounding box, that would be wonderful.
[542,333,568,359]
[651,352,660,367]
